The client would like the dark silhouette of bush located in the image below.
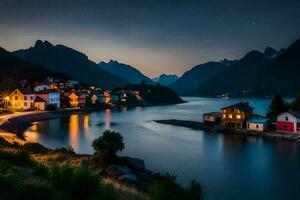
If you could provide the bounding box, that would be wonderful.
[46,104,57,111]
[21,143,49,154]
[49,164,117,200]
[148,175,204,200]
[92,130,125,156]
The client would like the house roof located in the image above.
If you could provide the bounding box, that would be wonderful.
[34,96,46,103]
[222,102,253,112]
[18,88,35,95]
[286,110,300,119]
[247,117,268,124]
[65,90,78,97]
[203,112,221,116]
[36,89,59,94]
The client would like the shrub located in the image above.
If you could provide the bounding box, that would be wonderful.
[49,164,104,200]
[0,150,33,167]
[21,143,49,154]
[148,175,204,200]
[92,130,125,156]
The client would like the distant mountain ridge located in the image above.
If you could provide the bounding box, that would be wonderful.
[13,40,128,89]
[195,50,271,97]
[194,39,300,97]
[98,60,153,84]
[170,61,227,95]
[152,74,178,86]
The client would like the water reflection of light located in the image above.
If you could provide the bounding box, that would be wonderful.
[31,122,39,131]
[83,115,89,132]
[105,109,111,129]
[25,131,39,143]
[69,115,79,148]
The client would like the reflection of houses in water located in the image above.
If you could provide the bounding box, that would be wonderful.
[105,109,112,129]
[83,115,89,132]
[69,115,79,148]
[221,134,248,150]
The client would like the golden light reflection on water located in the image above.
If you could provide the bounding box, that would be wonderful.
[105,109,111,129]
[83,115,89,132]
[69,114,79,148]
[25,122,40,143]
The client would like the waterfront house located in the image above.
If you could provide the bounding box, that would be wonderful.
[34,96,47,111]
[65,91,79,107]
[203,112,221,123]
[90,93,98,104]
[277,111,300,133]
[8,88,35,110]
[77,93,87,107]
[247,117,268,132]
[34,84,50,92]
[221,102,253,129]
[36,89,60,108]
[97,91,111,104]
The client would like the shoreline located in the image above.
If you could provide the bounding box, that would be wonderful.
[0,107,108,141]
[154,119,300,142]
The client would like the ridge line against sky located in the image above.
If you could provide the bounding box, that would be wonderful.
[0,0,300,77]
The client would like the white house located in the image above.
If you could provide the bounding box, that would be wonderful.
[36,89,60,108]
[203,112,221,123]
[277,111,300,133]
[8,89,36,110]
[247,118,268,132]
[34,84,50,92]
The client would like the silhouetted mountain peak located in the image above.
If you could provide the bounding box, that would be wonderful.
[264,46,278,57]
[108,59,119,64]
[34,40,53,48]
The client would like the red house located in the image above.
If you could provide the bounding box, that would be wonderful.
[277,111,300,133]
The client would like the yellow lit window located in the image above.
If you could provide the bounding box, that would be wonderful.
[228,114,233,119]
[223,109,226,113]
[237,110,240,114]
[223,114,226,118]
[236,115,241,119]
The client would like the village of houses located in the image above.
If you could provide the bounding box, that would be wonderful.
[1,78,142,112]
[203,102,300,136]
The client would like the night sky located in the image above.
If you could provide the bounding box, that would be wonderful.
[1,0,300,77]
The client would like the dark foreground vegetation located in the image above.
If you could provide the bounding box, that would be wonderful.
[0,130,204,200]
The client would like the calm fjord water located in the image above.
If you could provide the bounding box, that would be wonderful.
[25,97,300,200]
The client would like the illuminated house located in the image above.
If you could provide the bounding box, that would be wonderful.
[277,111,300,133]
[221,102,253,129]
[97,91,111,104]
[34,96,47,111]
[203,112,221,123]
[77,93,87,107]
[90,93,98,104]
[247,117,268,132]
[65,91,79,107]
[8,89,35,110]
[36,89,60,108]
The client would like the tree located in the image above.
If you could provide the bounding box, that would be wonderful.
[290,92,300,111]
[92,130,124,156]
[60,94,71,108]
[267,94,289,122]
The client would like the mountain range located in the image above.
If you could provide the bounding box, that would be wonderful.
[0,47,67,89]
[152,74,178,86]
[98,60,153,84]
[13,40,127,89]
[169,61,228,95]
[1,38,300,97]
[194,43,300,97]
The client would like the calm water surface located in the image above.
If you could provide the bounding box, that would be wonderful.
[25,97,300,200]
